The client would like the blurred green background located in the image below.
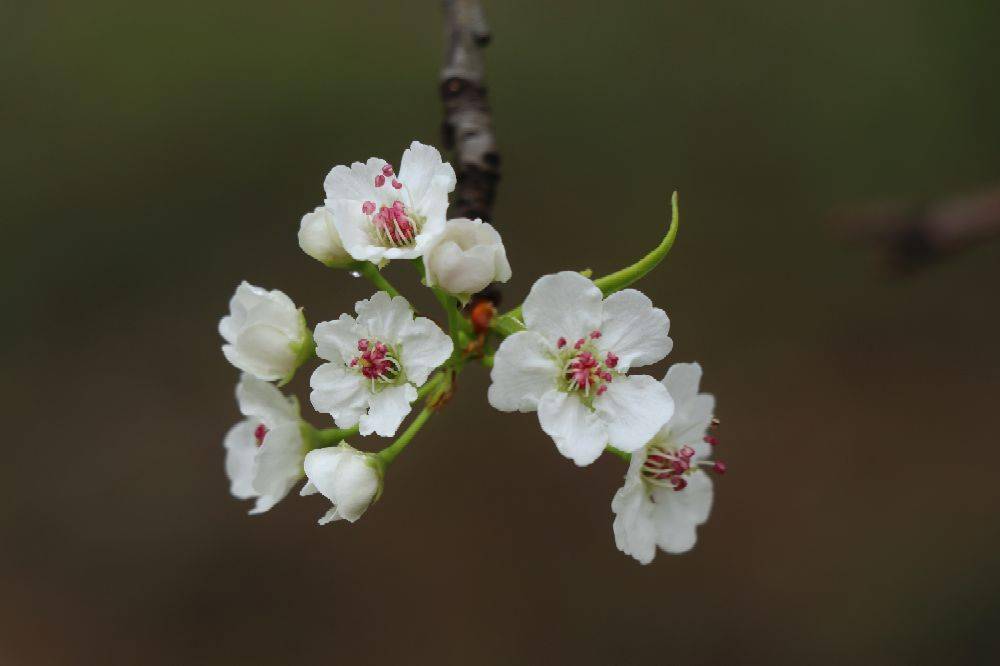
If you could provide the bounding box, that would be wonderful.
[3,0,1000,663]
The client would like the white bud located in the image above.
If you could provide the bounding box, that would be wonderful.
[424,218,511,301]
[219,281,308,382]
[298,206,352,267]
[301,443,382,524]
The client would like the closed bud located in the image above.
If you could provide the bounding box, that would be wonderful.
[298,206,353,267]
[301,443,383,524]
[424,218,511,302]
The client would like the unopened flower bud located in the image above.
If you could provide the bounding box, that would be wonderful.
[301,443,383,523]
[298,206,353,267]
[424,218,511,302]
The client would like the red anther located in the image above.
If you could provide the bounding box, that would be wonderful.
[253,423,268,446]
[604,352,619,368]
[600,371,613,382]
[361,201,376,215]
[671,477,688,491]
[391,179,402,189]
[590,330,602,339]
[556,337,567,349]
[374,174,386,187]
[349,357,359,367]
[357,339,370,351]
[470,300,495,334]
[679,445,695,459]
[573,338,585,350]
[375,342,387,354]
[597,385,608,395]
[713,461,727,474]
[704,435,719,447]
[381,164,394,177]
[646,454,667,464]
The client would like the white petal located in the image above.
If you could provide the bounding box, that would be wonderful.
[329,453,380,522]
[232,325,298,380]
[359,383,417,437]
[298,206,351,266]
[652,471,713,554]
[354,291,413,344]
[522,272,603,344]
[323,158,384,204]
[318,507,343,525]
[611,475,657,565]
[313,314,365,365]
[310,363,369,429]
[398,141,456,210]
[398,317,453,386]
[595,374,673,452]
[299,480,318,496]
[251,422,304,501]
[236,374,298,426]
[328,198,385,263]
[537,389,607,466]
[662,363,715,448]
[597,289,672,371]
[223,420,258,500]
[487,331,558,412]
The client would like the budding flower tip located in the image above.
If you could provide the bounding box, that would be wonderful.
[713,461,727,474]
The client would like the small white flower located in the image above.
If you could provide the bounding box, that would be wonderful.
[612,363,723,564]
[488,271,675,466]
[310,291,453,437]
[219,281,309,383]
[223,374,306,514]
[424,217,512,301]
[298,205,352,267]
[300,443,382,524]
[324,140,456,265]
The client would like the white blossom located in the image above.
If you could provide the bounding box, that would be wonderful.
[424,217,511,301]
[300,443,382,524]
[223,374,306,514]
[612,363,721,564]
[310,291,453,437]
[219,281,309,383]
[324,141,456,265]
[488,271,674,466]
[298,205,352,267]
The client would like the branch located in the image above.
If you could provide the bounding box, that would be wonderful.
[829,182,1000,273]
[440,0,499,223]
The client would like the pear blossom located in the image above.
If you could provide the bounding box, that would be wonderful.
[223,374,307,514]
[324,141,456,265]
[488,271,674,466]
[298,205,352,267]
[300,443,382,524]
[612,363,725,564]
[424,217,512,301]
[219,281,310,383]
[310,291,453,437]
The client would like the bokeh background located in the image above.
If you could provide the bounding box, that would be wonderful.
[4,0,1000,664]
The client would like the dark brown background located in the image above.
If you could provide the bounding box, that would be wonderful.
[4,1,1000,664]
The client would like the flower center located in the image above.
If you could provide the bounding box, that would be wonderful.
[641,425,727,492]
[349,338,401,387]
[360,164,423,248]
[254,423,268,447]
[556,330,619,398]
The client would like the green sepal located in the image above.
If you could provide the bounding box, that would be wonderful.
[278,310,315,387]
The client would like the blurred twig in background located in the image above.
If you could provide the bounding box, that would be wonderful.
[440,0,500,223]
[831,182,1000,274]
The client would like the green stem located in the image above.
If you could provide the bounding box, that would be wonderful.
[316,425,360,447]
[376,405,434,466]
[358,262,400,298]
[592,191,680,296]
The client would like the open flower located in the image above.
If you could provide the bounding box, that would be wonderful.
[300,443,382,524]
[612,363,724,564]
[219,281,310,383]
[488,271,674,466]
[223,374,306,514]
[324,141,456,265]
[298,205,352,267]
[424,217,511,301]
[310,291,453,437]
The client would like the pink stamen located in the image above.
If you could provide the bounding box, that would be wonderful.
[374,174,386,187]
[253,424,268,446]
[357,339,369,351]
[713,461,727,474]
[573,338,585,350]
[361,200,376,215]
[381,164,394,177]
[604,352,619,368]
[597,385,608,395]
[590,330,602,339]
[391,179,402,190]
[556,337,567,349]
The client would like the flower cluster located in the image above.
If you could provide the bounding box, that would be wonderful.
[219,140,726,563]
